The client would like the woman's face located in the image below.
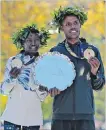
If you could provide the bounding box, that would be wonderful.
[23,32,40,54]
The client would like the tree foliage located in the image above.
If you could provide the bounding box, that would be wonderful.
[0,0,105,121]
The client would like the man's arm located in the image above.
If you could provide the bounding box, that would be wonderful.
[89,49,105,90]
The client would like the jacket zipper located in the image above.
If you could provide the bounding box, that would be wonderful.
[72,46,79,120]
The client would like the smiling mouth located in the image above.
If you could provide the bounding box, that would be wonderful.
[71,30,77,33]
[69,30,78,35]
[31,46,36,48]
[70,30,77,33]
[30,46,37,49]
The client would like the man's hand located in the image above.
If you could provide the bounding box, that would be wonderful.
[88,57,100,75]
[10,67,21,78]
[49,87,61,97]
[39,85,48,92]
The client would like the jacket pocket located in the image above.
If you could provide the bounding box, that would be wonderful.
[75,76,94,114]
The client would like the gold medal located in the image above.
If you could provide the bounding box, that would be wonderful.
[65,41,95,60]
[84,48,95,60]
[11,58,23,68]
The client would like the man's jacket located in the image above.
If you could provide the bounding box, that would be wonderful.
[50,39,105,120]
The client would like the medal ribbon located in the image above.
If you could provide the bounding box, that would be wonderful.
[65,40,85,59]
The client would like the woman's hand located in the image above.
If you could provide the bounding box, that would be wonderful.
[39,85,48,92]
[10,67,21,78]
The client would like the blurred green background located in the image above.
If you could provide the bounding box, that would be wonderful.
[0,0,105,128]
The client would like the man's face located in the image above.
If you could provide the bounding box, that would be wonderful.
[61,16,81,40]
[23,32,40,54]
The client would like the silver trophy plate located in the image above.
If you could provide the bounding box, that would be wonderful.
[34,52,76,90]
